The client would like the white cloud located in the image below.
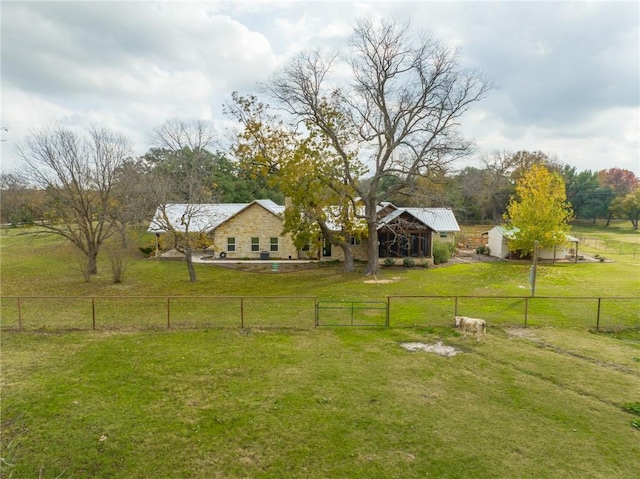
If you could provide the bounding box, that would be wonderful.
[1,1,638,176]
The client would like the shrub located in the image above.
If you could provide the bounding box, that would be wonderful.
[476,245,491,256]
[403,258,415,268]
[383,258,395,267]
[433,241,456,265]
[139,245,155,257]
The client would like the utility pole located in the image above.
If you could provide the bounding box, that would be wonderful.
[530,240,539,297]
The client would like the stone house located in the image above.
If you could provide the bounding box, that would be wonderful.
[148,200,298,260]
[149,200,461,261]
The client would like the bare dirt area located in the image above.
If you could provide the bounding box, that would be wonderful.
[401,341,462,357]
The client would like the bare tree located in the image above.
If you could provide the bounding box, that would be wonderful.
[264,17,492,274]
[18,125,132,279]
[148,119,219,281]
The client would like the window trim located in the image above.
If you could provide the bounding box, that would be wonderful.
[251,237,260,252]
[269,237,279,252]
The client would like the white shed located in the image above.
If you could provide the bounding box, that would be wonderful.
[486,226,512,259]
[484,226,579,261]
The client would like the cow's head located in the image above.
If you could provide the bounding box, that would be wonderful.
[454,316,463,328]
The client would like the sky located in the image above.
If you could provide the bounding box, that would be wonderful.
[1,0,639,176]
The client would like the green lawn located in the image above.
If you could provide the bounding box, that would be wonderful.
[1,225,639,478]
[2,327,639,478]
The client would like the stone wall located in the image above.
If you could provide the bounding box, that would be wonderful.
[211,203,298,259]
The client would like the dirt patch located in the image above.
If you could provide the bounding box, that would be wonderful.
[364,276,403,284]
[401,341,462,357]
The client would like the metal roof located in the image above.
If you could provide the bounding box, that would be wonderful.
[378,207,461,233]
[488,225,579,243]
[148,200,283,233]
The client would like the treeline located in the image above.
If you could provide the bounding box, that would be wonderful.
[360,150,638,226]
[0,147,283,227]
[1,148,638,228]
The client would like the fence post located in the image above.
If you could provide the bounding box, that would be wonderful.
[524,297,528,328]
[17,297,22,331]
[386,296,390,327]
[596,298,602,331]
[454,297,458,316]
[167,297,171,329]
[314,297,318,327]
[92,298,96,330]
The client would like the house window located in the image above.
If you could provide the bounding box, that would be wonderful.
[440,232,448,238]
[270,237,279,252]
[251,237,260,252]
[227,237,236,252]
[350,237,361,246]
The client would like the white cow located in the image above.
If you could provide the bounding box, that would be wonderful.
[454,316,487,342]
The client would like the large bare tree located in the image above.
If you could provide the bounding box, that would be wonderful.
[264,18,493,274]
[17,126,133,279]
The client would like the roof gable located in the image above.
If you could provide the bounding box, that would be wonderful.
[148,199,283,233]
[378,207,460,233]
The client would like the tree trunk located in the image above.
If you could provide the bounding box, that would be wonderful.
[606,211,613,226]
[88,248,99,275]
[185,248,197,282]
[364,223,380,275]
[339,242,355,273]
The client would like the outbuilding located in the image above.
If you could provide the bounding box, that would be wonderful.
[484,226,580,261]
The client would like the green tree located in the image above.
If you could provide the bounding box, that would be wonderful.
[505,164,574,257]
[562,166,613,223]
[227,93,365,272]
[609,187,640,230]
[598,168,639,225]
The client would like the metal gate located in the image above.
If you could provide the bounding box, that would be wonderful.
[315,300,389,327]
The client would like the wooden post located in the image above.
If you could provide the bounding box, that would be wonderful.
[596,298,602,331]
[531,241,539,297]
[92,298,96,330]
[386,297,390,327]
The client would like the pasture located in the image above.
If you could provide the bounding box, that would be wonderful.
[1,225,639,478]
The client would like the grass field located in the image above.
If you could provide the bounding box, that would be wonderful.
[1,224,639,478]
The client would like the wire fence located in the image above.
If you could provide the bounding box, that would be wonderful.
[576,235,639,257]
[1,295,638,332]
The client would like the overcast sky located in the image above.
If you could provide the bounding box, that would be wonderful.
[2,0,639,175]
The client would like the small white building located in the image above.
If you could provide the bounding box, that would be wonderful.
[484,226,579,261]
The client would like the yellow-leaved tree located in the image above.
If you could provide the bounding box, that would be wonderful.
[505,164,574,257]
